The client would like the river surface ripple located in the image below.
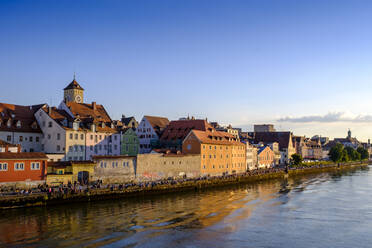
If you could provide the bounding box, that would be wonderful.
[1,166,372,248]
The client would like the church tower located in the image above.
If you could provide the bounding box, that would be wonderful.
[63,77,84,103]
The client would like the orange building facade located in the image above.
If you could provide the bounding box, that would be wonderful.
[0,152,48,184]
[257,146,275,168]
[182,129,246,176]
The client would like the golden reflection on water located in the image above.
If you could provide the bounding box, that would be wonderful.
[0,169,364,247]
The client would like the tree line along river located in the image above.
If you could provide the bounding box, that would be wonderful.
[0,165,371,248]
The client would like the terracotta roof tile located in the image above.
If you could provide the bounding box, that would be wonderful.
[66,102,112,123]
[0,152,48,160]
[144,115,169,136]
[190,130,243,146]
[160,119,212,141]
[0,102,45,133]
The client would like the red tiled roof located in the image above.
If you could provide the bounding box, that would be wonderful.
[0,152,48,160]
[144,115,169,136]
[66,102,112,123]
[43,106,73,122]
[190,130,244,146]
[0,102,45,133]
[64,102,116,133]
[160,119,212,141]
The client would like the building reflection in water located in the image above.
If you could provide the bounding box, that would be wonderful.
[0,168,365,247]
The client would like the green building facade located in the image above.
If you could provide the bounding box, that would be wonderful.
[121,128,139,156]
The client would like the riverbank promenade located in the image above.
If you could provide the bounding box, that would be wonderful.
[0,161,368,209]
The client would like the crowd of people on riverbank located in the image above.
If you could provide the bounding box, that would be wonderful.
[0,162,365,197]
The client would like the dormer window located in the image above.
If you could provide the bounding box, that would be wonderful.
[16,120,21,128]
[73,121,79,131]
[91,124,96,132]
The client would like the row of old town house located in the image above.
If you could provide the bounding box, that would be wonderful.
[0,79,371,187]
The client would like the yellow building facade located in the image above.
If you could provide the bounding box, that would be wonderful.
[183,129,246,176]
[47,161,95,185]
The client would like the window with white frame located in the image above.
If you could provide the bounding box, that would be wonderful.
[0,163,8,171]
[31,162,40,170]
[14,162,24,171]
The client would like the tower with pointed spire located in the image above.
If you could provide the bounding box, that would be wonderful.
[63,76,84,103]
[347,129,352,139]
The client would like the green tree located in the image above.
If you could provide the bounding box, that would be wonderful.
[357,147,369,160]
[345,146,361,161]
[329,143,344,162]
[341,149,349,162]
[291,153,303,166]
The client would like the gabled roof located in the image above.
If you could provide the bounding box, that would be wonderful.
[0,152,48,160]
[188,130,243,146]
[64,79,84,90]
[252,132,293,151]
[43,106,73,122]
[64,102,115,132]
[258,146,272,155]
[160,119,212,141]
[0,102,45,133]
[144,115,169,136]
[66,102,112,123]
[121,116,137,126]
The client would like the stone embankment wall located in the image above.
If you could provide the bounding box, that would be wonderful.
[136,154,201,181]
[92,157,136,183]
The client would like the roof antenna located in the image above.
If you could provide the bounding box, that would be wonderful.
[73,71,76,81]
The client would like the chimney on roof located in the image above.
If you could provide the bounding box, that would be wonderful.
[48,106,52,114]
[191,116,195,120]
[5,145,8,153]
[17,144,21,153]
[92,102,97,110]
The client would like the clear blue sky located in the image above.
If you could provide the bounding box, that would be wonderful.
[1,0,372,140]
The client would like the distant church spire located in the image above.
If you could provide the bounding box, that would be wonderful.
[348,129,352,139]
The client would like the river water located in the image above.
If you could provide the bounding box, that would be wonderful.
[1,166,372,248]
